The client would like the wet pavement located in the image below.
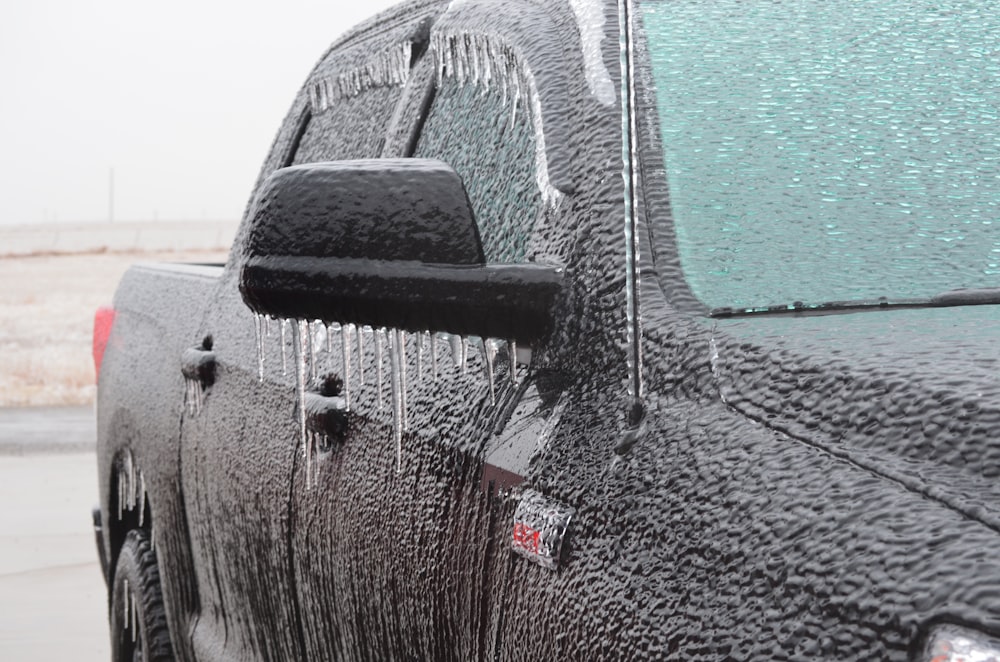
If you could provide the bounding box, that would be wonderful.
[0,406,109,660]
[0,405,95,454]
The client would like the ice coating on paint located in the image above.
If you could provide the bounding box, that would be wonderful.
[536,393,568,453]
[569,0,616,106]
[309,42,412,111]
[707,336,729,405]
[618,0,644,408]
[431,31,563,206]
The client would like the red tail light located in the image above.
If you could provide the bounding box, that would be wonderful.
[93,306,117,379]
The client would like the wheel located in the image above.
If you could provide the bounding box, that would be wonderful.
[111,529,174,662]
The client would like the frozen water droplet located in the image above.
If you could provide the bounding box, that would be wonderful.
[123,579,129,623]
[293,320,312,490]
[399,330,409,432]
[461,337,469,375]
[619,0,643,406]
[416,332,424,382]
[264,315,272,338]
[309,41,413,111]
[117,468,123,520]
[357,326,366,386]
[537,394,568,451]
[508,339,518,386]
[569,0,616,106]
[280,319,289,376]
[138,471,146,527]
[341,324,353,411]
[484,338,498,405]
[311,321,327,381]
[376,329,386,410]
[254,314,265,384]
[389,329,405,473]
[431,333,439,381]
[127,449,136,509]
[187,379,204,415]
[449,334,462,369]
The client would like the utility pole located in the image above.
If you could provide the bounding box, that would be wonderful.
[109,167,115,223]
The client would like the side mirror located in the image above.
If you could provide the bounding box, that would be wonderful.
[239,159,562,345]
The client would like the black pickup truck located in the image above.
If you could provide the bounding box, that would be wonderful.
[93,0,1000,660]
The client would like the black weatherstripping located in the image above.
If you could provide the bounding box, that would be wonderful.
[710,287,1000,319]
[239,158,563,345]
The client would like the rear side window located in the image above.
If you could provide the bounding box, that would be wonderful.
[414,78,543,263]
[292,86,403,164]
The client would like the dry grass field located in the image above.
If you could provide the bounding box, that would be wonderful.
[0,250,229,406]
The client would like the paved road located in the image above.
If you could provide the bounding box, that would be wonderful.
[0,406,109,660]
[0,405,95,454]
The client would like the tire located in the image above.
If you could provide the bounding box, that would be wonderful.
[111,529,175,662]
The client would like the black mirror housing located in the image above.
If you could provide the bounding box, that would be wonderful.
[239,159,562,345]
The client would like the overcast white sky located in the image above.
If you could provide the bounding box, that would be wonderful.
[0,0,402,226]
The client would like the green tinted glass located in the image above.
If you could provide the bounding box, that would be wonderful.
[639,0,1000,309]
[415,80,542,263]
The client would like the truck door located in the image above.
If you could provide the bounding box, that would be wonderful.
[177,11,437,659]
[284,3,603,659]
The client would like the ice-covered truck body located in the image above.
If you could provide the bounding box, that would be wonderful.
[94,0,1000,660]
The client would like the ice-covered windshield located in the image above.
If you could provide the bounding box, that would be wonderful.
[637,0,1000,310]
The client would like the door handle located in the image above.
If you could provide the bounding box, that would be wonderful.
[305,375,349,447]
[181,338,216,387]
[304,392,348,445]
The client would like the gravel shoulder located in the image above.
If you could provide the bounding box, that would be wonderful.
[0,250,228,407]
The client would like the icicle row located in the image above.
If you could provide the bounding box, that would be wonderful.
[430,31,562,206]
[309,41,413,111]
[248,316,528,480]
[116,450,148,524]
[185,378,204,415]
